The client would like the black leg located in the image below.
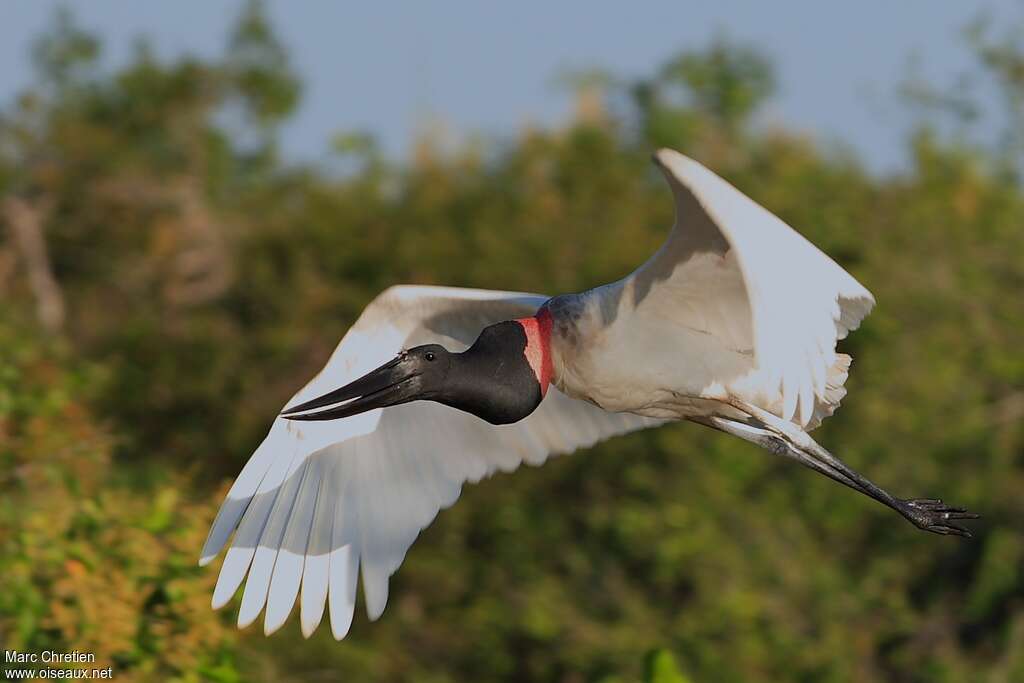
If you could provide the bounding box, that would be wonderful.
[711,404,980,538]
[698,416,865,493]
[793,440,979,537]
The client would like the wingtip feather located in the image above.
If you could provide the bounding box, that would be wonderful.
[328,545,358,640]
[300,553,330,638]
[212,546,256,610]
[264,550,304,636]
[237,546,279,628]
[362,564,389,622]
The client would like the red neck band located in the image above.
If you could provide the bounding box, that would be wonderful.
[514,307,553,397]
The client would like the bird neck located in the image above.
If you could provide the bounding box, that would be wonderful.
[514,307,554,397]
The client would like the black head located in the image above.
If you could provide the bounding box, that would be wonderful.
[280,321,545,425]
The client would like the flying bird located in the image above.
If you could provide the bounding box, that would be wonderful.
[200,149,978,639]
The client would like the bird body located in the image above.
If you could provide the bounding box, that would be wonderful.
[201,149,976,640]
[544,287,753,420]
[543,150,869,427]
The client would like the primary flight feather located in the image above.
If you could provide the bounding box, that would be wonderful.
[201,149,977,638]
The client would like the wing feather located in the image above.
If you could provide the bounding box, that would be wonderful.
[265,451,325,634]
[238,447,309,628]
[645,149,874,426]
[298,457,332,637]
[204,285,661,637]
[327,449,359,639]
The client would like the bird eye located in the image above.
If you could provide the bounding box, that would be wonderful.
[425,351,436,362]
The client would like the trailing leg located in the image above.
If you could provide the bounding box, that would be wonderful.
[701,404,979,538]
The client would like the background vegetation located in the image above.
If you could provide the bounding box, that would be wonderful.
[1,4,1021,682]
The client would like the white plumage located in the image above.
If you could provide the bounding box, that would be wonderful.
[653,151,873,425]
[547,150,873,428]
[201,149,974,639]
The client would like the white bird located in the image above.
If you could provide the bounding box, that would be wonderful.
[200,149,977,639]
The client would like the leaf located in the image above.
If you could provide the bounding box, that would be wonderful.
[644,649,693,683]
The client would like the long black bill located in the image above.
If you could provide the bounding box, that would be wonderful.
[280,355,420,421]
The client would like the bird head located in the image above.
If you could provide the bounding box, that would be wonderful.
[281,312,553,425]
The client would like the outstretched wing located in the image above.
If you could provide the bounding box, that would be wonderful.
[633,149,874,426]
[200,285,660,638]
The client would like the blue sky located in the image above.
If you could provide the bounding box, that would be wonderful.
[2,1,1017,173]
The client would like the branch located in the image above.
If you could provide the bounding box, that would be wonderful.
[2,195,65,333]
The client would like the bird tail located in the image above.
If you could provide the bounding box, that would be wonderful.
[805,353,852,430]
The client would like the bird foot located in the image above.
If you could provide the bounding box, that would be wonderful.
[899,498,980,538]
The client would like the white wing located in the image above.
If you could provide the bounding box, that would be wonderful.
[200,285,659,638]
[634,149,874,426]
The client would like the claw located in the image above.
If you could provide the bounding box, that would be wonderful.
[928,524,973,538]
[901,498,979,538]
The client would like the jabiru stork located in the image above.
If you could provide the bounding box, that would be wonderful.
[200,149,978,638]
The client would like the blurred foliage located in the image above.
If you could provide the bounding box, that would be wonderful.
[0,315,236,681]
[644,650,693,683]
[1,3,1022,682]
